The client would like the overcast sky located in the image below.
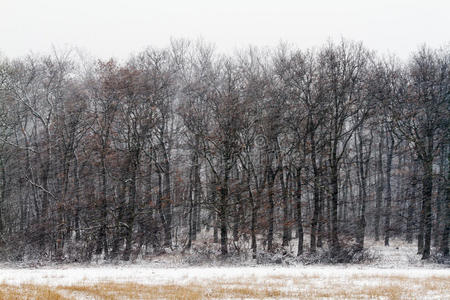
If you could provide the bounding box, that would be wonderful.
[1,0,449,60]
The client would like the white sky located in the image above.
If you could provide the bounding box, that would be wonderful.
[1,0,449,60]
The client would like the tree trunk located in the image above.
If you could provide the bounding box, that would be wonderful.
[163,159,172,247]
[219,152,231,256]
[192,148,200,241]
[421,157,433,259]
[310,129,320,252]
[213,212,218,243]
[73,153,81,241]
[384,132,394,246]
[296,167,303,256]
[156,172,168,247]
[434,153,445,247]
[267,167,275,252]
[356,129,371,251]
[96,153,108,255]
[440,147,449,256]
[406,165,417,244]
[187,167,194,249]
[220,182,228,255]
[281,166,290,247]
[247,172,258,258]
[375,129,384,241]
[330,161,340,255]
[210,177,219,244]
[318,160,326,248]
[110,181,127,260]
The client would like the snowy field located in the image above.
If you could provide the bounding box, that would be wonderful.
[0,265,449,299]
[0,239,449,299]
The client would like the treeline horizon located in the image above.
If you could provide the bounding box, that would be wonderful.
[0,38,448,262]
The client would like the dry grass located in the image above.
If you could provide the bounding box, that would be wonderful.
[0,283,67,300]
[0,273,449,299]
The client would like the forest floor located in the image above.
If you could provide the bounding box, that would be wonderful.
[0,239,448,299]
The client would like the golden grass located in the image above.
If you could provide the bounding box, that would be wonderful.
[0,283,67,300]
[0,273,448,299]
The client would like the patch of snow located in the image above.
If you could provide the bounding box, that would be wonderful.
[0,265,448,287]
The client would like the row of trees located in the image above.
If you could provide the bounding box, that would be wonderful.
[0,39,448,262]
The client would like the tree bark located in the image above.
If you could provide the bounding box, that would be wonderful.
[440,147,449,256]
[421,157,433,259]
[310,128,320,253]
[384,131,394,246]
[296,167,304,256]
[375,129,384,241]
[267,167,275,252]
[406,163,417,244]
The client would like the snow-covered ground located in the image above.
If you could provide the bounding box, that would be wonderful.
[0,265,449,299]
[0,239,448,299]
[0,265,449,287]
[3,238,447,286]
